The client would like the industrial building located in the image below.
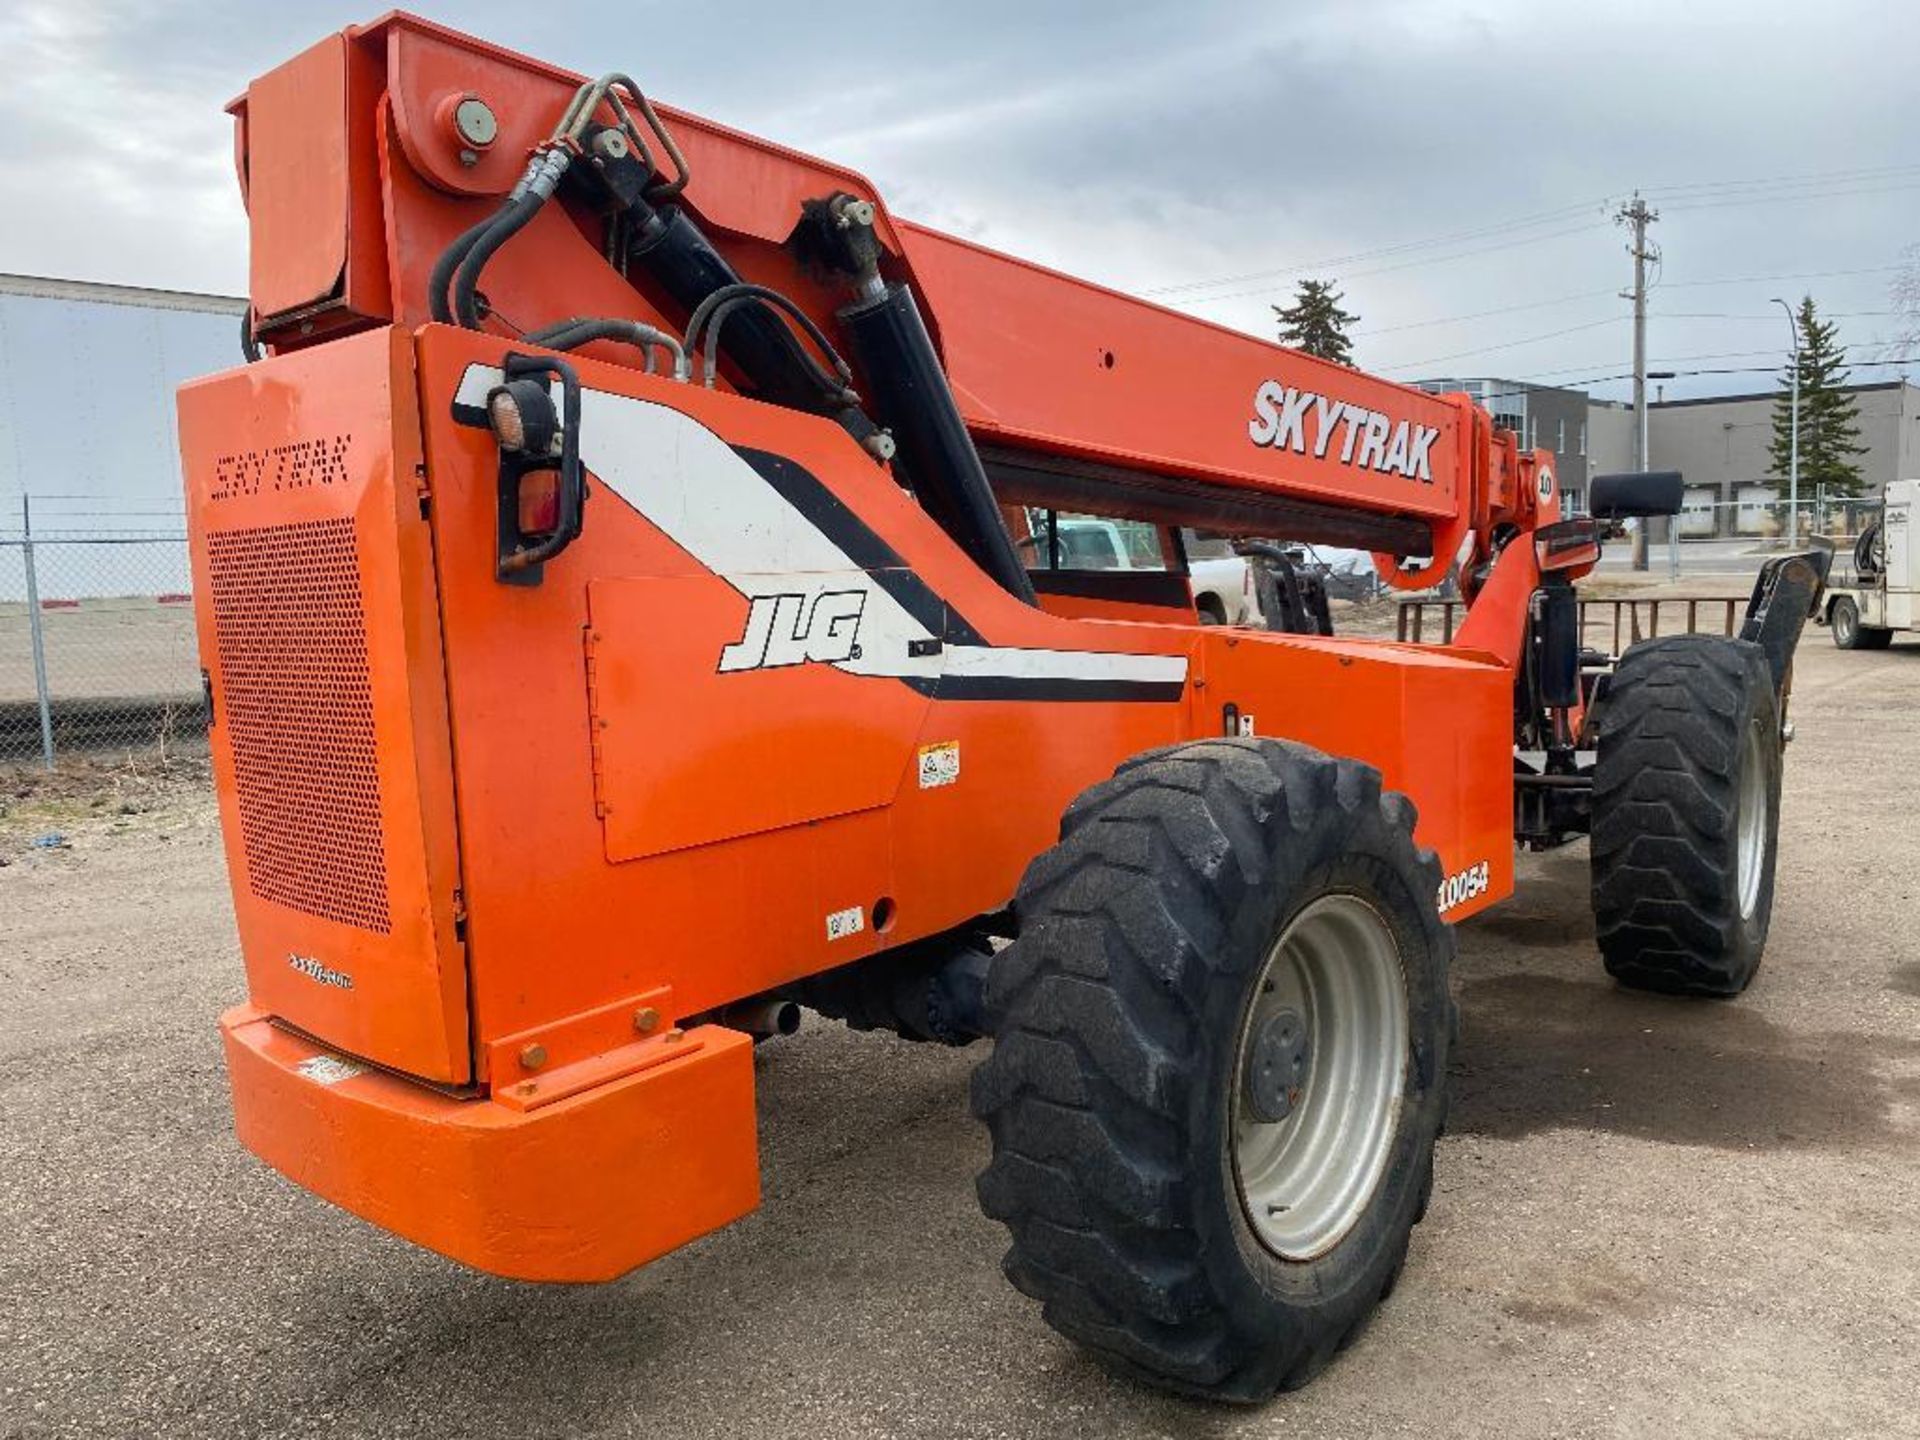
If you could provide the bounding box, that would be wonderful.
[0,272,243,596]
[1414,377,1606,505]
[1649,381,1920,536]
[1419,373,1920,536]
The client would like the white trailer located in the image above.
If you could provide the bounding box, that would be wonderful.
[1823,478,1915,648]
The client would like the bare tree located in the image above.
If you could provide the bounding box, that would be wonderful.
[1895,244,1920,353]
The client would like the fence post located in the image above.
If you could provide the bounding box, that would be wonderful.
[21,495,55,771]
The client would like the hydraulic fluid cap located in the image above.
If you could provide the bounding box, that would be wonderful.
[439,92,499,164]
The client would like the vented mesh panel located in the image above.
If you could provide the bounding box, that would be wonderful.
[206,517,391,933]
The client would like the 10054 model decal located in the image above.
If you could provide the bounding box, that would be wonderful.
[1437,861,1491,915]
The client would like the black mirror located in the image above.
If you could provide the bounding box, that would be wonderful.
[1589,470,1684,519]
[1535,516,1602,572]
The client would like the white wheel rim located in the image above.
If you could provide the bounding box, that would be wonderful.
[1231,894,1408,1261]
[1735,722,1769,920]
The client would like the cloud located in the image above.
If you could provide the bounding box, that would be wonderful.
[2,0,1913,397]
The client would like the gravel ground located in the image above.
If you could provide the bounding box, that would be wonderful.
[2,635,1917,1440]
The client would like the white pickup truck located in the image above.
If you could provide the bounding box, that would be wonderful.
[1023,518,1371,626]
[1823,478,1914,649]
[1183,532,1261,625]
[1024,518,1258,624]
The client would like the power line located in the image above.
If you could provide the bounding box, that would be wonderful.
[1458,354,1918,401]
[1646,309,1896,321]
[1383,316,1625,373]
[1658,263,1907,289]
[1660,179,1920,215]
[1641,161,1920,198]
[1646,356,1917,381]
[1134,161,1920,306]
[1137,198,1614,299]
[1349,288,1619,338]
[1167,222,1609,309]
[1520,351,1918,385]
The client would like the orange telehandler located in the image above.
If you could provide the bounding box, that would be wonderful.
[179,15,1828,1400]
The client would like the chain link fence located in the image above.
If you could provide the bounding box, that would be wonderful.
[0,495,204,769]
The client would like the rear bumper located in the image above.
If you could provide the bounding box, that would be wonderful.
[220,1006,760,1282]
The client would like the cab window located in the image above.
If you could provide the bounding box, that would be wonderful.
[1018,510,1170,572]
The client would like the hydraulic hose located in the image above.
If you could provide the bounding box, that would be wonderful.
[524,316,685,375]
[452,191,542,329]
[435,149,572,329]
[684,282,856,401]
[430,207,518,323]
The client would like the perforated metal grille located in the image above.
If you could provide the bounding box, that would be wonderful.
[206,517,391,933]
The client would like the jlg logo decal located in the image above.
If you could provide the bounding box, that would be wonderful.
[1248,382,1440,483]
[1436,861,1491,915]
[718,589,867,672]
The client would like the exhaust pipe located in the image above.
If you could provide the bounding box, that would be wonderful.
[716,998,802,1038]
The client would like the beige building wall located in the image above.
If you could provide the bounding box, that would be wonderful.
[1643,381,1920,535]
[1650,382,1920,492]
[1586,401,1635,486]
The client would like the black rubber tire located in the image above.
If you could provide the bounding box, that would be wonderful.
[1830,596,1863,650]
[1590,635,1781,996]
[970,739,1454,1401]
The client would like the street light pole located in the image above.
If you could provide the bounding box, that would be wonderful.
[1773,297,1800,550]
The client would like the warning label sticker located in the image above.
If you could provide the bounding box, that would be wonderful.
[917,741,961,789]
[296,1055,367,1087]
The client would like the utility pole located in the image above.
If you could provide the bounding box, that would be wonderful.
[1616,193,1659,571]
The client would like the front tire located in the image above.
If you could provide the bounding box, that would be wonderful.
[1590,635,1781,996]
[971,739,1454,1401]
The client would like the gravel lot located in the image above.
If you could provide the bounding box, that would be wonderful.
[2,633,1917,1440]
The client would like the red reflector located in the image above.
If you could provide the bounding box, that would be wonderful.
[517,472,560,534]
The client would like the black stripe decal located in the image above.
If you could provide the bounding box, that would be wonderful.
[901,675,1187,703]
[732,445,988,647]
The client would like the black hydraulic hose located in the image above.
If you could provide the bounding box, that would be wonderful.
[452,191,543,328]
[684,282,855,399]
[621,203,883,452]
[525,316,648,348]
[523,316,597,347]
[429,206,516,323]
[444,150,573,329]
[702,298,856,405]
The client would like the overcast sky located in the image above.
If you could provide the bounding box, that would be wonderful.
[2,0,1914,400]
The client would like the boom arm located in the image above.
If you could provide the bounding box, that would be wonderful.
[234,13,1555,592]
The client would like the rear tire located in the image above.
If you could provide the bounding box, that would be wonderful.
[971,739,1454,1401]
[1830,596,1862,649]
[1590,635,1781,996]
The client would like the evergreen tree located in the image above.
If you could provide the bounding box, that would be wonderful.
[1768,296,1867,500]
[1273,280,1359,366]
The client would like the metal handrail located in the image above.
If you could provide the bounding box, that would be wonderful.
[1397,594,1744,656]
